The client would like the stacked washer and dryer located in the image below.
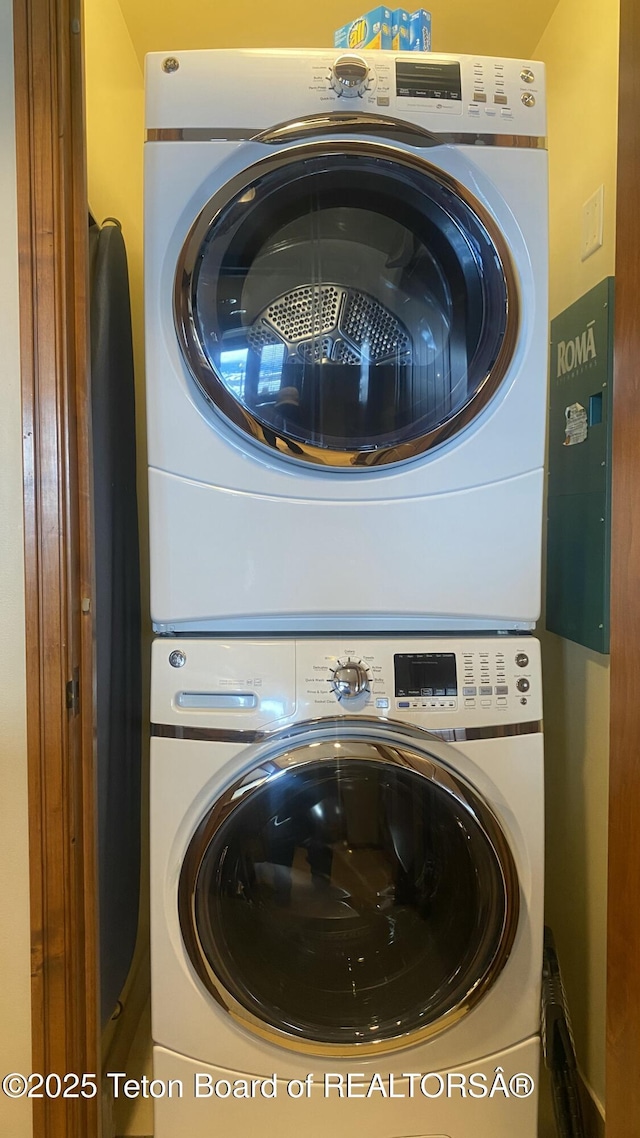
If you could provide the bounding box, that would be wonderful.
[144,49,548,1138]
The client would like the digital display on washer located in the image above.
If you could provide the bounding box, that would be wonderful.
[394,653,458,697]
[395,61,462,101]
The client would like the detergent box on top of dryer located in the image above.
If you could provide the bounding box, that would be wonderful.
[409,8,432,50]
[334,7,393,50]
[391,9,410,49]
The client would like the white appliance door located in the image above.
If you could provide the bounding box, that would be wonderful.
[178,718,520,1056]
[174,126,519,468]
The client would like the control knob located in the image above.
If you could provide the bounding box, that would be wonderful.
[329,54,371,98]
[331,659,371,701]
[516,652,529,668]
[516,677,530,693]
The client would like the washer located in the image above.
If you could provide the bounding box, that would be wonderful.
[145,51,548,634]
[150,634,543,1137]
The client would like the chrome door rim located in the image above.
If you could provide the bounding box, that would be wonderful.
[178,718,520,1055]
[174,138,520,469]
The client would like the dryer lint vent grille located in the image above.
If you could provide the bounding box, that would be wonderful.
[247,283,412,365]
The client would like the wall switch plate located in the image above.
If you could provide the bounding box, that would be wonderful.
[581,185,604,261]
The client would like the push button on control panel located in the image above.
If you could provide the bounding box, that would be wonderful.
[516,677,530,693]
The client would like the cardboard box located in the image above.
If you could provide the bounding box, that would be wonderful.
[334,7,393,50]
[391,8,410,50]
[409,8,432,51]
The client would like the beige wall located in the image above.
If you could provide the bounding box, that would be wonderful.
[535,0,619,1117]
[0,1,34,1135]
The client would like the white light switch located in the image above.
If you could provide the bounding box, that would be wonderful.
[581,185,604,261]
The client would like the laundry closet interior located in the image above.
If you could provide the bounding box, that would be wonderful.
[85,2,616,1136]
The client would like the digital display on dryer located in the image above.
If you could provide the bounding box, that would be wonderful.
[395,61,462,101]
[394,652,458,697]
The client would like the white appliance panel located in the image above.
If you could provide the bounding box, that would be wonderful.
[145,50,546,138]
[150,636,543,1082]
[144,50,548,631]
[152,1037,540,1138]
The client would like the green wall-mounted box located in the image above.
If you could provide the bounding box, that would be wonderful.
[545,277,614,654]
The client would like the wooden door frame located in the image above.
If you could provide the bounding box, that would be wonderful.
[14,0,99,1134]
[606,1,640,1134]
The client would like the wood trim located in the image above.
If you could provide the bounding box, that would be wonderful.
[607,1,640,1133]
[13,0,99,1133]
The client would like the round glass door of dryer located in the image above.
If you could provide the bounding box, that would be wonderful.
[178,725,520,1055]
[175,143,519,468]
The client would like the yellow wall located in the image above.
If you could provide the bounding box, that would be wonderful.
[0,1,34,1135]
[117,0,558,66]
[534,0,619,1117]
[85,0,145,473]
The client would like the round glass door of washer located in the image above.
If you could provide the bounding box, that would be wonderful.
[175,143,519,468]
[178,726,520,1055]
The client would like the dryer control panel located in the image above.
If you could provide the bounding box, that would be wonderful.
[145,50,546,139]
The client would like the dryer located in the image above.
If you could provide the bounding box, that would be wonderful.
[145,50,548,634]
[150,634,543,1137]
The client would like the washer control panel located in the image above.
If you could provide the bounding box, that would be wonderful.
[297,636,542,724]
[153,636,542,731]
